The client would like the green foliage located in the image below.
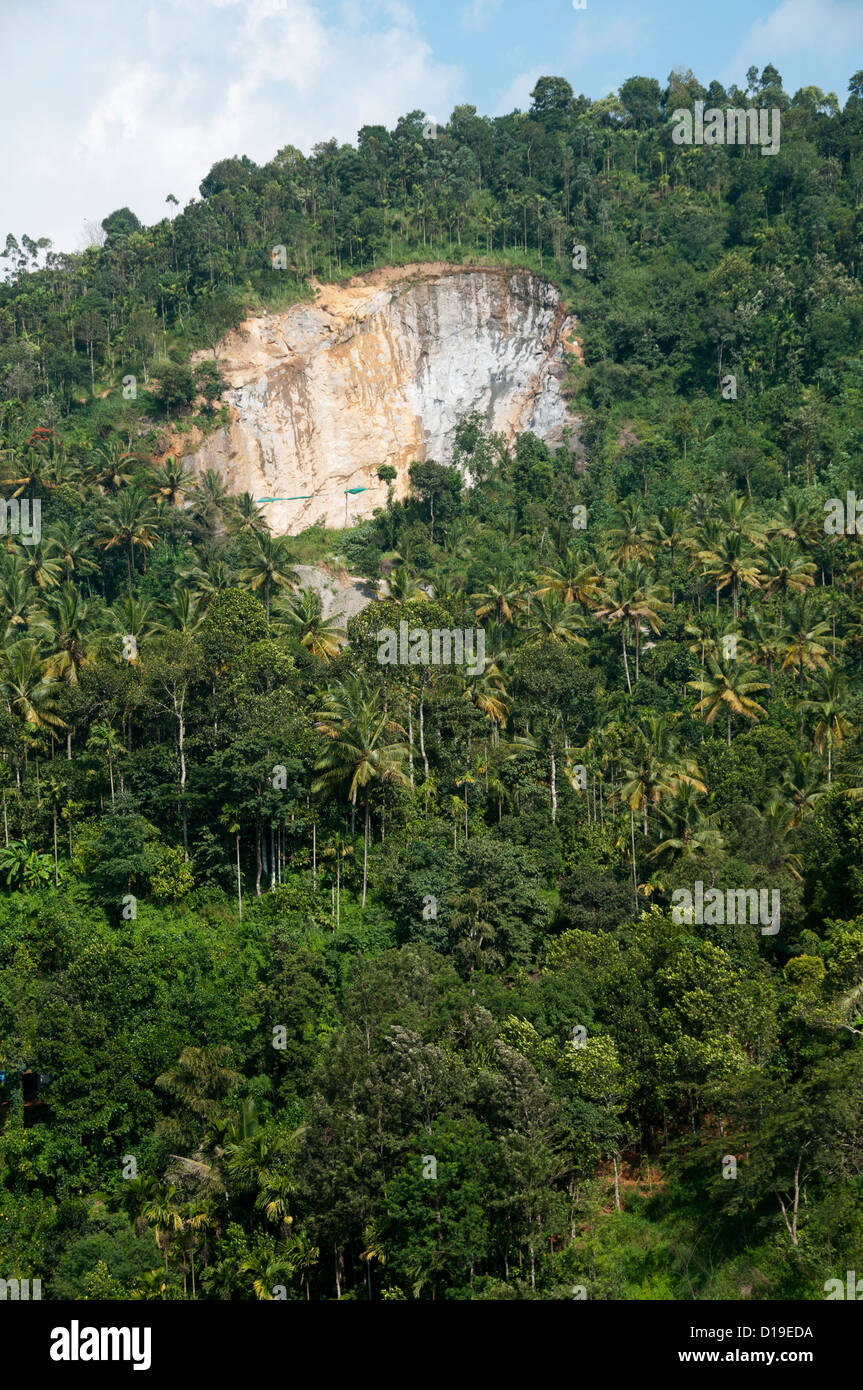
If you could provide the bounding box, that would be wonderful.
[2,62,863,1302]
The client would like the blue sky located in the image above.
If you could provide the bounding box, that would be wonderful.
[1,0,861,255]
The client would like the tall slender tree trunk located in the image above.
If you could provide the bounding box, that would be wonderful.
[236,833,242,920]
[630,807,638,912]
[621,623,632,694]
[362,791,370,907]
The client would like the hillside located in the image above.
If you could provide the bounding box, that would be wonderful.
[1,66,863,1304]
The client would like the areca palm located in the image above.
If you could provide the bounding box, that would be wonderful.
[321,832,354,925]
[239,532,298,618]
[688,657,769,745]
[96,489,160,589]
[86,721,126,804]
[313,675,410,906]
[140,1184,184,1277]
[238,1246,293,1301]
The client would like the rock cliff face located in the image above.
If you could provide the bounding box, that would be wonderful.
[186,263,581,534]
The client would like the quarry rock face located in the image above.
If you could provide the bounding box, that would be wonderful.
[186,263,581,534]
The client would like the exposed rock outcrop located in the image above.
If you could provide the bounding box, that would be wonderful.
[186,263,581,534]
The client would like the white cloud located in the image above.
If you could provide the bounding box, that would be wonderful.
[493,64,547,115]
[460,0,501,31]
[722,0,863,91]
[492,11,650,116]
[0,0,463,253]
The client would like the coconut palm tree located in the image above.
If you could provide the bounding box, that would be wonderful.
[0,557,34,638]
[32,582,94,687]
[157,587,206,634]
[471,571,528,626]
[802,669,854,783]
[103,594,158,660]
[96,489,160,590]
[717,493,767,545]
[763,539,816,622]
[378,566,426,603]
[593,564,671,692]
[745,612,784,680]
[523,593,589,646]
[272,588,345,660]
[49,521,99,584]
[605,497,657,565]
[313,675,410,905]
[535,549,601,608]
[688,657,769,745]
[177,556,236,599]
[769,494,824,549]
[648,783,724,864]
[0,638,66,733]
[229,491,270,539]
[753,796,804,881]
[779,595,833,691]
[87,440,134,493]
[239,532,298,618]
[457,656,510,728]
[696,530,764,617]
[86,721,126,805]
[20,536,63,591]
[782,751,828,827]
[146,457,197,508]
[189,469,236,539]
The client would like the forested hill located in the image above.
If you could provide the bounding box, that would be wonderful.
[1,68,863,1302]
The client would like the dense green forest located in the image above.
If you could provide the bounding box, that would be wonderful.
[2,64,863,1301]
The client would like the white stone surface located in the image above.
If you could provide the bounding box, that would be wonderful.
[186,264,581,534]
